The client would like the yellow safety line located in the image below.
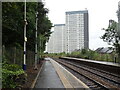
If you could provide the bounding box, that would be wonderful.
[50,60,73,89]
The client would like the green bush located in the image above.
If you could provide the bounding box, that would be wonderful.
[44,49,116,63]
[3,64,22,71]
[2,64,27,88]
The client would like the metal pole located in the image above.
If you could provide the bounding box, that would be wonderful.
[23,0,27,70]
[34,12,38,70]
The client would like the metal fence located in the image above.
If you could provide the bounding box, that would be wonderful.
[2,46,35,67]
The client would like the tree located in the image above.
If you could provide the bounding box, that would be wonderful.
[37,2,52,54]
[2,2,37,50]
[101,20,120,62]
[2,2,24,47]
[2,2,52,52]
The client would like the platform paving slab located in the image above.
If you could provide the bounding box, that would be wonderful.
[34,60,64,88]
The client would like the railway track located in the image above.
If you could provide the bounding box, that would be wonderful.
[61,59,120,85]
[54,59,120,89]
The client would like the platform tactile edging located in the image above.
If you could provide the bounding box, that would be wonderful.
[50,59,73,88]
[50,59,89,89]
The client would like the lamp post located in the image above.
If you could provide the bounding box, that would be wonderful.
[34,12,38,70]
[23,0,27,70]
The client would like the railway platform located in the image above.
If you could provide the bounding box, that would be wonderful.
[60,57,120,75]
[34,58,89,89]
[62,57,120,67]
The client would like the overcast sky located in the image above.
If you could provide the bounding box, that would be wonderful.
[44,0,119,50]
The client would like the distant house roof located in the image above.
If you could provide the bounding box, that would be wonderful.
[95,47,114,54]
[95,47,104,52]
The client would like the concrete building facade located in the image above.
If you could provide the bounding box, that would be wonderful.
[118,1,120,36]
[53,24,65,53]
[46,24,65,53]
[118,1,120,22]
[46,32,54,53]
[65,10,89,53]
[46,10,89,53]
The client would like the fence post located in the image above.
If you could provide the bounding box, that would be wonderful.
[2,45,5,57]
[14,47,16,64]
[114,54,117,63]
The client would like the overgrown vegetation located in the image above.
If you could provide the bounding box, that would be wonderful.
[2,2,52,88]
[2,57,27,88]
[101,20,120,62]
[44,52,67,58]
[45,49,118,63]
[2,2,52,55]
